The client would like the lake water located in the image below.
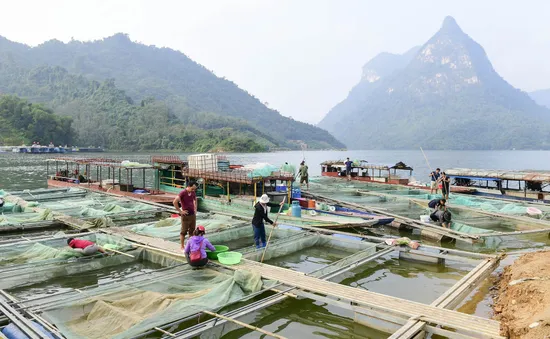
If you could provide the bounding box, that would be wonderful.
[2,149,550,191]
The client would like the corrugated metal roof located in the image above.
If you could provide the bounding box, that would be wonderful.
[445,168,550,182]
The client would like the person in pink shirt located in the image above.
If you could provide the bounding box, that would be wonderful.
[183,225,215,268]
[67,238,105,256]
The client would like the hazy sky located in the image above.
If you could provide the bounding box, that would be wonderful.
[1,0,549,124]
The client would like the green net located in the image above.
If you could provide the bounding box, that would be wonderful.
[0,234,133,267]
[129,213,249,240]
[0,209,55,225]
[0,248,181,291]
[281,163,296,175]
[40,268,271,339]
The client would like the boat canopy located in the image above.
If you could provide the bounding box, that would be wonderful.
[445,168,550,182]
[321,161,413,171]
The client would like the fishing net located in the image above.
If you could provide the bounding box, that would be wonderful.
[245,232,377,264]
[39,268,272,339]
[0,233,133,267]
[129,213,248,240]
[0,209,55,225]
[0,248,180,291]
[281,163,296,175]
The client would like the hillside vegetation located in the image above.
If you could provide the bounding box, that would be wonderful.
[0,95,74,146]
[0,34,344,151]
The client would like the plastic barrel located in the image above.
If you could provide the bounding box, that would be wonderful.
[291,201,302,218]
[2,322,55,339]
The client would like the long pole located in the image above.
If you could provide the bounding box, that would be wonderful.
[420,147,433,173]
[103,247,135,258]
[260,197,286,263]
[203,310,287,339]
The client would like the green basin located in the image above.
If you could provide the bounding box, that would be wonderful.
[206,245,229,260]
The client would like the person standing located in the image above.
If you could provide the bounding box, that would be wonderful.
[299,161,309,190]
[173,180,198,251]
[440,172,451,200]
[345,158,353,181]
[429,168,441,194]
[252,194,277,249]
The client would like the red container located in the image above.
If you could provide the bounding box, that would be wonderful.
[307,200,316,208]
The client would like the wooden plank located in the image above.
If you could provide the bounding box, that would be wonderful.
[233,259,501,338]
[390,258,500,339]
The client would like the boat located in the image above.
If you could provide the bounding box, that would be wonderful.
[312,205,394,226]
[320,160,476,194]
[46,157,177,203]
[445,168,550,203]
[321,160,413,185]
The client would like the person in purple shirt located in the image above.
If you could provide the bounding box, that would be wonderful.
[183,225,216,268]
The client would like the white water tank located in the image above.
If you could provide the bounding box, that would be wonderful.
[188,154,218,171]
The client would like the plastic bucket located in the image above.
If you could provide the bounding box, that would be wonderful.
[308,200,316,208]
[420,215,431,223]
[206,245,229,260]
[217,251,242,265]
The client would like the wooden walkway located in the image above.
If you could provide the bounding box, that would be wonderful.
[234,259,502,338]
[105,227,502,338]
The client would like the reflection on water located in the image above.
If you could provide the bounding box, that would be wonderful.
[331,253,472,304]
[264,245,355,274]
[210,298,389,339]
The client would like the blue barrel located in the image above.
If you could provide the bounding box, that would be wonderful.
[291,201,301,218]
[2,322,55,339]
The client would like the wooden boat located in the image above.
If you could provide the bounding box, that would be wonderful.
[320,160,476,194]
[305,206,394,226]
[46,158,177,204]
[445,168,550,203]
[321,160,412,185]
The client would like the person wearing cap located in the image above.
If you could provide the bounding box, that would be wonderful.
[67,238,105,256]
[252,194,277,249]
[183,225,216,268]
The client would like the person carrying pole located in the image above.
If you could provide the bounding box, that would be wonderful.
[252,194,278,249]
[299,161,309,191]
[439,172,451,200]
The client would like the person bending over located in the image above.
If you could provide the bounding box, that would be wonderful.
[67,238,105,256]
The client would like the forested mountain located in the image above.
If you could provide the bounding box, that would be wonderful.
[319,17,550,150]
[0,95,74,146]
[0,34,344,151]
[530,89,550,109]
[0,65,268,152]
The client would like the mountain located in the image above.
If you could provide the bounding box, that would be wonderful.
[319,16,550,150]
[530,89,550,109]
[0,34,344,151]
[0,95,75,146]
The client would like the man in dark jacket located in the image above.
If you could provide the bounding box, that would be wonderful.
[252,194,277,249]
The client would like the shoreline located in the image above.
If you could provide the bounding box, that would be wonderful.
[493,250,550,338]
